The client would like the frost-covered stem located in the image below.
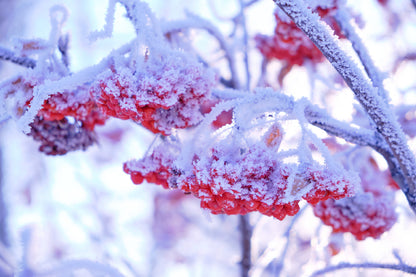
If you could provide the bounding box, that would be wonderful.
[239,214,252,277]
[306,105,408,189]
[274,0,416,214]
[334,9,387,99]
[238,0,251,90]
[0,46,36,68]
[304,106,386,150]
[310,261,416,276]
[58,34,70,68]
[162,15,240,88]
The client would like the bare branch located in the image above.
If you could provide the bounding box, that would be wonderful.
[273,0,416,214]
[0,46,36,68]
[58,34,70,68]
[239,214,252,277]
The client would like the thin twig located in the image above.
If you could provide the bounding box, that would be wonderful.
[0,46,36,68]
[238,0,251,90]
[58,34,70,68]
[239,214,252,277]
[161,14,240,88]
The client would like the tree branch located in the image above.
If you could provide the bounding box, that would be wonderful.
[0,46,36,68]
[273,0,416,214]
[334,8,388,100]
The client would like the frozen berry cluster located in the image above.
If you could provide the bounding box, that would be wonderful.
[123,144,177,189]
[90,52,216,135]
[36,88,108,131]
[174,142,356,220]
[2,76,107,155]
[29,116,97,155]
[255,1,344,66]
[177,145,301,220]
[28,89,107,154]
[313,155,398,240]
[313,192,397,240]
[38,88,108,131]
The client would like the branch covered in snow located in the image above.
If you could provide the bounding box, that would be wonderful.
[0,46,36,68]
[273,0,416,214]
[311,261,416,276]
[334,8,388,99]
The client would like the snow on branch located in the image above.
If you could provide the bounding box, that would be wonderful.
[89,0,117,41]
[273,0,416,214]
[0,46,36,68]
[311,261,416,276]
[334,8,388,100]
[16,41,134,133]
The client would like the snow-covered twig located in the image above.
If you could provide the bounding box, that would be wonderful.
[310,261,416,276]
[161,13,240,88]
[273,0,416,214]
[0,46,36,68]
[334,8,388,99]
[89,0,117,41]
[238,0,251,90]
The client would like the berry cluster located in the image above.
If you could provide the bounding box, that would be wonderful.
[313,192,397,240]
[123,144,177,189]
[2,76,107,154]
[175,143,356,220]
[37,89,107,131]
[313,155,398,240]
[177,145,301,220]
[255,1,343,66]
[27,89,106,155]
[90,52,216,135]
[29,116,97,155]
[302,168,356,205]
[123,119,357,220]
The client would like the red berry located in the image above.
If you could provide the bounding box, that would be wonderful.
[313,192,397,240]
[123,144,177,189]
